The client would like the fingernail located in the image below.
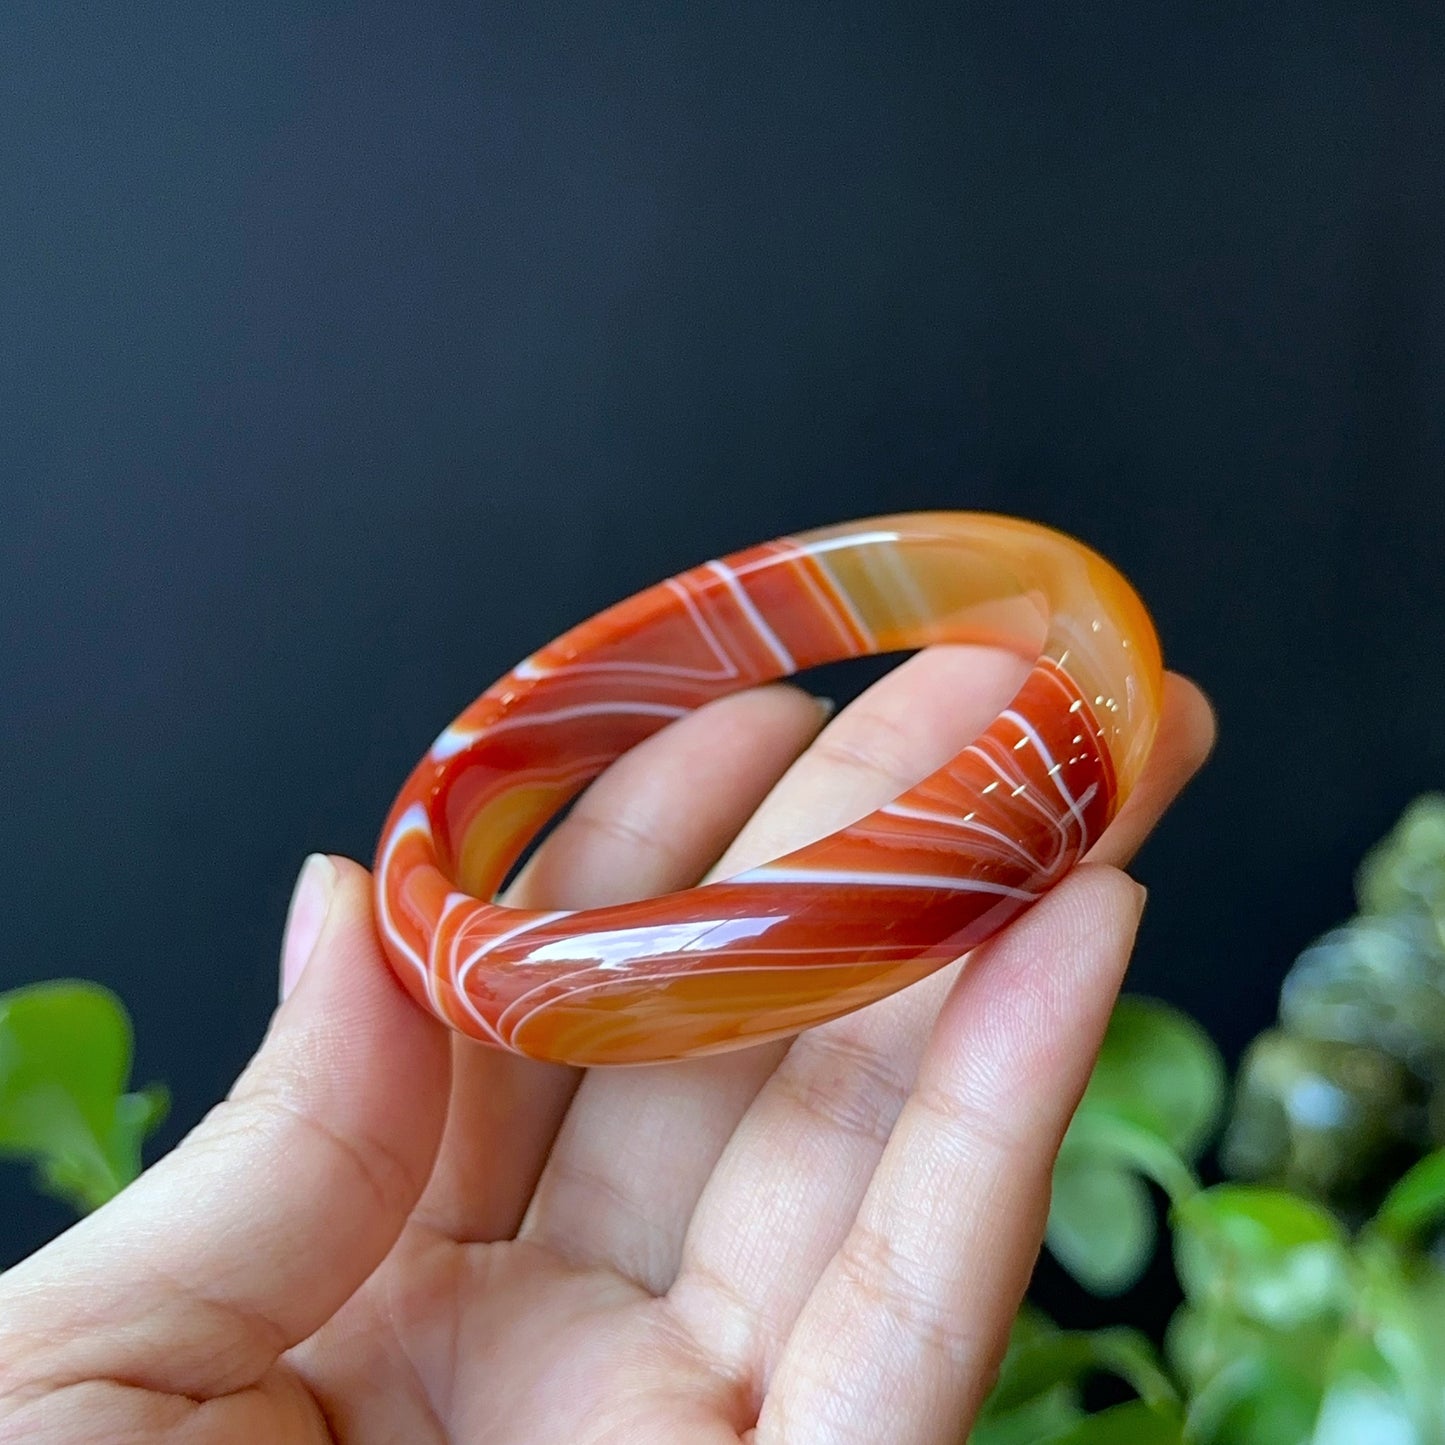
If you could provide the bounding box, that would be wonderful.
[280,854,336,1001]
[813,695,836,724]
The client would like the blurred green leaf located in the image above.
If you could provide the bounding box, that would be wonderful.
[1221,1031,1414,1201]
[1392,1253,1445,1379]
[969,1391,1080,1445]
[970,1307,1083,1445]
[0,981,167,1213]
[1220,791,1445,1220]
[1174,1187,1352,1329]
[1356,793,1445,925]
[1168,1306,1330,1445]
[1311,1326,1431,1445]
[1186,1364,1321,1445]
[975,1316,1181,1445]
[1280,917,1445,1076]
[1047,998,1218,1293]
[1062,1111,1201,1205]
[1167,1243,1445,1444]
[1348,1239,1445,1436]
[1370,1147,1445,1244]
[987,1326,1176,1414]
[1047,1163,1155,1296]
[1167,1302,1332,1396]
[1038,1399,1186,1444]
[1080,997,1227,1158]
[1005,1302,1058,1350]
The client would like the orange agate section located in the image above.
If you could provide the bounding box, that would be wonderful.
[374,513,1162,1066]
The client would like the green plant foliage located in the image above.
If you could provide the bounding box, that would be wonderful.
[1167,1305,1328,1443]
[1370,1146,1445,1244]
[1309,1331,1421,1445]
[1356,793,1445,928]
[1039,1400,1186,1444]
[1226,793,1445,1215]
[1017,795,1445,1441]
[1081,996,1229,1159]
[987,1325,1176,1413]
[1161,1174,1445,1443]
[0,981,167,1214]
[1221,1030,1415,1205]
[1173,1187,1352,1330]
[1046,997,1224,1294]
[969,1307,1083,1444]
[1048,1163,1156,1299]
[1281,915,1445,1071]
[969,1306,1179,1444]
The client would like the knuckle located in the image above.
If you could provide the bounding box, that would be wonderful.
[209,1089,419,1227]
[806,708,922,795]
[567,804,673,869]
[911,1079,1027,1162]
[774,1031,911,1149]
[833,1219,974,1367]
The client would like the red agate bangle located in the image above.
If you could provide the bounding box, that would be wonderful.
[374,513,1163,1066]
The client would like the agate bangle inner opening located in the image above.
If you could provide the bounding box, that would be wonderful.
[375,513,1162,1066]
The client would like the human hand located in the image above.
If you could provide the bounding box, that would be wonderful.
[0,647,1213,1444]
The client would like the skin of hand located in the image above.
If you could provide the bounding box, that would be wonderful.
[0,646,1214,1445]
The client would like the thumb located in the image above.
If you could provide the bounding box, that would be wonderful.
[0,856,449,1402]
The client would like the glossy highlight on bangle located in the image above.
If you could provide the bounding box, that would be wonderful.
[374,513,1163,1066]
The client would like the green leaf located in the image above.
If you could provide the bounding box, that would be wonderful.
[971,1306,1083,1445]
[1047,1163,1156,1295]
[109,1082,170,1185]
[1168,1305,1331,1445]
[970,1393,1080,1445]
[987,1326,1176,1415]
[1185,1359,1322,1445]
[1356,793,1445,923]
[1062,1110,1201,1205]
[1347,1239,1445,1437]
[1006,1302,1059,1349]
[1171,1264,1445,1445]
[1081,996,1227,1159]
[1311,1326,1434,1445]
[0,981,166,1213]
[1046,998,1217,1294]
[977,1319,1181,1445]
[1279,917,1445,1072]
[1220,1031,1412,1200]
[1370,1147,1445,1244]
[971,1396,1081,1445]
[1050,1109,1197,1294]
[1392,1255,1445,1380]
[1039,1399,1186,1444]
[1173,1186,1353,1329]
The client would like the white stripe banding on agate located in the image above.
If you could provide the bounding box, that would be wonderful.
[376,801,442,1011]
[729,865,1042,901]
[705,560,797,672]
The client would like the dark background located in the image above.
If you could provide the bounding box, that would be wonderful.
[4,1,1443,1335]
